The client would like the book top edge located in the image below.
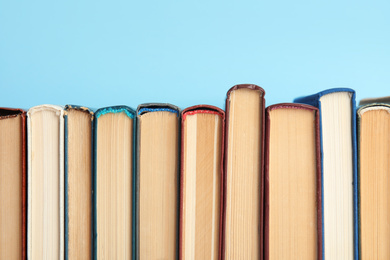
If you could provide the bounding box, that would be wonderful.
[267,103,318,112]
[357,103,390,115]
[95,105,135,119]
[27,104,64,116]
[181,104,225,116]
[294,88,355,103]
[181,104,224,120]
[136,103,180,117]
[226,84,265,98]
[64,105,94,117]
[0,107,26,119]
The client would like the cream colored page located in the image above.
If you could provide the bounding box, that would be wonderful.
[28,105,64,260]
[0,115,23,260]
[320,93,353,260]
[360,108,390,259]
[183,116,197,260]
[268,108,317,259]
[182,113,221,260]
[139,111,178,260]
[96,112,132,259]
[225,88,262,259]
[67,110,92,259]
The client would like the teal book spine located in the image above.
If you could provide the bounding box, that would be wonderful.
[93,105,136,260]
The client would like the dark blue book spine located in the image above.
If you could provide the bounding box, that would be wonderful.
[135,103,180,260]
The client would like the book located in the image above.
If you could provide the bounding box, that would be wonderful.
[357,98,390,259]
[27,104,65,260]
[0,108,26,259]
[93,106,135,259]
[264,103,322,260]
[136,103,180,260]
[295,88,358,260]
[64,105,93,259]
[179,105,225,260]
[223,84,265,259]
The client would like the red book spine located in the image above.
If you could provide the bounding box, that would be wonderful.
[179,105,225,260]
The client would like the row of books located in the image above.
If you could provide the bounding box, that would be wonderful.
[0,84,388,260]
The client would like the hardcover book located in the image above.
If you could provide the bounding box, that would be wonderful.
[94,106,135,259]
[264,103,322,260]
[357,97,390,259]
[27,105,65,260]
[64,105,93,260]
[223,84,265,259]
[0,108,26,260]
[179,105,225,260]
[295,88,358,260]
[136,103,180,260]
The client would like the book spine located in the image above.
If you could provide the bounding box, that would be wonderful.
[179,105,225,260]
[93,105,135,260]
[223,84,265,260]
[351,92,359,260]
[264,103,322,260]
[135,103,180,260]
[294,89,358,260]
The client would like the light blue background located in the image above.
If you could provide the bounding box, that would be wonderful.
[1,0,389,110]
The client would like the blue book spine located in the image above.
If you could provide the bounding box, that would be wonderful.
[294,88,358,260]
[135,103,180,260]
